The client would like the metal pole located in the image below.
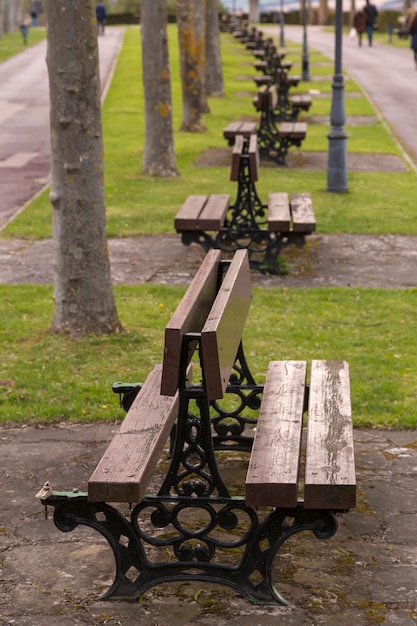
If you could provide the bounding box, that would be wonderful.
[327,0,348,192]
[301,0,310,81]
[279,0,285,48]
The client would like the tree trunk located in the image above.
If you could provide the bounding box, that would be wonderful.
[318,0,328,25]
[3,0,12,32]
[141,0,179,177]
[249,0,260,24]
[45,0,122,336]
[205,0,224,97]
[0,0,4,38]
[176,0,207,132]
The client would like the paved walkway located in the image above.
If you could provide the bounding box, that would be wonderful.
[0,27,125,229]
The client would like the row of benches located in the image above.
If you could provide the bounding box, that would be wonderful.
[225,26,312,165]
[39,248,356,605]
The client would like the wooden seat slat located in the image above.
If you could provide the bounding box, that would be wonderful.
[201,249,252,400]
[305,360,356,510]
[161,249,222,396]
[267,192,291,231]
[88,364,179,503]
[278,122,307,139]
[224,121,257,144]
[290,193,316,233]
[198,194,230,230]
[174,194,208,230]
[245,360,307,508]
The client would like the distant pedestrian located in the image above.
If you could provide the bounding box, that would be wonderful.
[20,14,31,46]
[29,1,38,26]
[409,12,417,70]
[96,2,107,36]
[353,10,367,47]
[363,0,378,47]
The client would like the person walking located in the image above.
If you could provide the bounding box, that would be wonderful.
[409,12,417,70]
[353,10,367,47]
[363,0,378,46]
[96,2,107,36]
[19,13,31,45]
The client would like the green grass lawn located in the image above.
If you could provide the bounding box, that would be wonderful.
[0,284,415,429]
[0,25,416,430]
[2,26,416,240]
[0,28,46,62]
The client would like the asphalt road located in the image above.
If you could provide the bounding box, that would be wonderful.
[0,27,125,230]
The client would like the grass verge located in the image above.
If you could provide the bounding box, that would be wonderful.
[0,284,416,429]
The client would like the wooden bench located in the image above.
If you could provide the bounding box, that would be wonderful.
[223,120,257,145]
[253,73,312,122]
[175,134,315,274]
[37,249,356,605]
[253,47,293,74]
[253,84,307,164]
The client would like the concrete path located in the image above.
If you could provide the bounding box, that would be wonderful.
[0,27,125,230]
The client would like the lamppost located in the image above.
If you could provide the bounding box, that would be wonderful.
[301,0,310,81]
[327,0,348,192]
[279,0,285,48]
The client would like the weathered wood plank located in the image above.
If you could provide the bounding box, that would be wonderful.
[174,195,207,230]
[230,134,244,181]
[238,121,258,137]
[292,122,307,139]
[290,193,316,233]
[88,365,179,503]
[304,360,356,510]
[248,134,259,182]
[278,122,307,140]
[267,85,278,110]
[161,249,221,396]
[198,194,230,230]
[201,249,252,400]
[245,361,307,508]
[267,192,291,231]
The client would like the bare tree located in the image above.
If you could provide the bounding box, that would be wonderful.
[205,0,224,97]
[0,0,4,38]
[141,0,178,176]
[318,0,329,25]
[176,0,207,132]
[45,0,122,336]
[249,0,260,24]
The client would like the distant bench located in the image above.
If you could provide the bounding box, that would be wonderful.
[38,248,356,605]
[223,87,307,166]
[175,134,315,274]
[253,76,312,121]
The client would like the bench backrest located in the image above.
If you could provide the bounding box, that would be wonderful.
[230,134,259,183]
[256,85,277,112]
[161,249,252,401]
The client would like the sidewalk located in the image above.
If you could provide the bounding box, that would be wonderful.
[1,423,416,624]
[0,27,125,230]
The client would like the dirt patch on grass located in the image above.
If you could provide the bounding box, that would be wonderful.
[194,147,408,173]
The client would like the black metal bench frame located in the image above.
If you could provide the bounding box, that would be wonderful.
[254,85,307,165]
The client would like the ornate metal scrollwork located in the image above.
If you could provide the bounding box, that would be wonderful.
[45,493,339,604]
